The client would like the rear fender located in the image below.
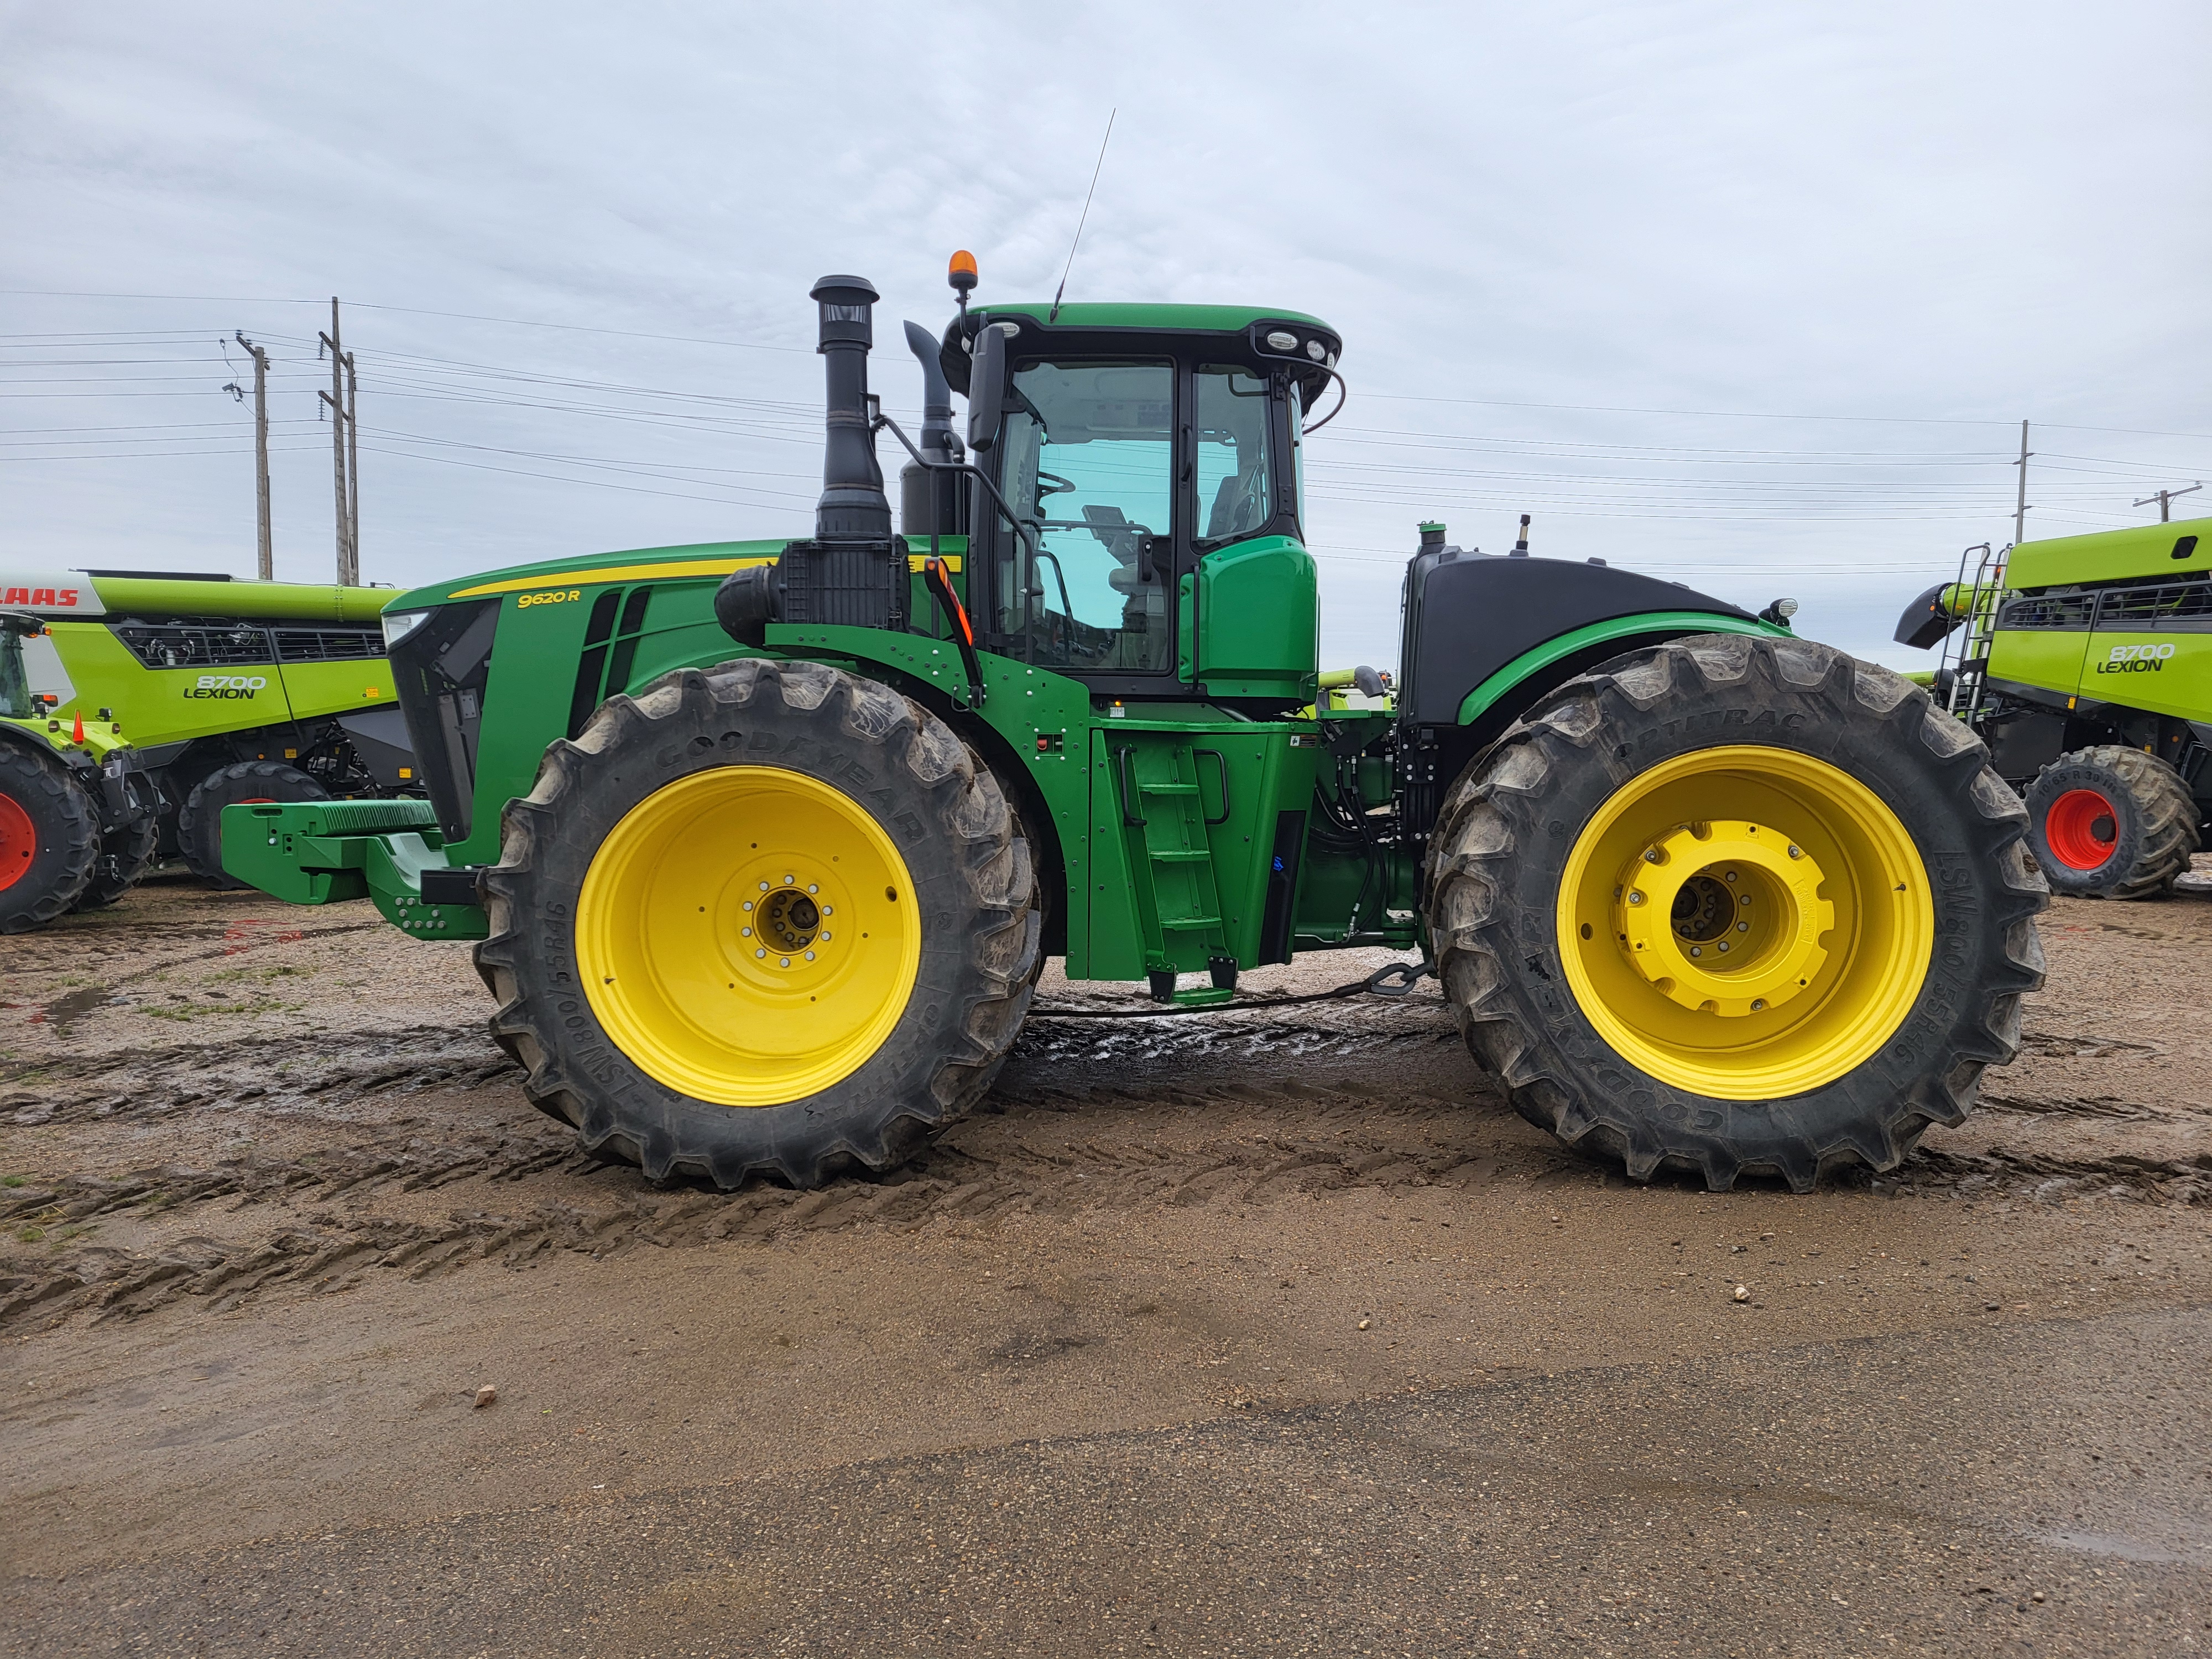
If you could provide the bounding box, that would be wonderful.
[1455,613,1783,740]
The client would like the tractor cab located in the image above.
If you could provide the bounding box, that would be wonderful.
[930,302,1341,709]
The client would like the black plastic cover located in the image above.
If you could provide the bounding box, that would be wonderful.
[1895,582,1961,649]
[1397,550,1751,728]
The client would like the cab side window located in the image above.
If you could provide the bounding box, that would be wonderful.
[1194,366,1274,550]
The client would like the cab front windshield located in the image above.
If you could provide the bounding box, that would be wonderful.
[999,359,1175,673]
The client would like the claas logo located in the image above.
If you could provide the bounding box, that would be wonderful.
[2,586,82,607]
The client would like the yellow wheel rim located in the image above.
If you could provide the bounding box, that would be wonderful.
[1555,745,1933,1100]
[576,766,922,1106]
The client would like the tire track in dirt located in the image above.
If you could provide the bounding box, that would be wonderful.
[4,1025,518,1127]
[0,1047,1533,1329]
[8,927,2211,1330]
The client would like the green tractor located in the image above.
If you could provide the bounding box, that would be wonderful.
[1896,518,2211,898]
[222,261,2046,1192]
[0,612,159,931]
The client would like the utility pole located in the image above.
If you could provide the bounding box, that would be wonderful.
[318,297,358,585]
[345,348,359,573]
[228,331,273,580]
[2013,419,2033,548]
[2133,482,2203,523]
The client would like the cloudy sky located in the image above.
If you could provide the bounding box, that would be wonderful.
[3,1,2207,670]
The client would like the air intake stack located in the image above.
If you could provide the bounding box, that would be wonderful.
[811,275,892,541]
[715,275,909,646]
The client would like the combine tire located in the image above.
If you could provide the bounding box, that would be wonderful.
[476,658,1040,1189]
[178,760,328,887]
[0,742,98,933]
[2025,746,2198,899]
[1427,633,2047,1192]
[71,808,158,911]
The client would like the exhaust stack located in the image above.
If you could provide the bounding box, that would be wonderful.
[900,319,967,538]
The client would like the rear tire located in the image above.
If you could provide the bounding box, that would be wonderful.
[0,741,98,933]
[476,658,1040,1189]
[2025,746,2198,899]
[1426,633,2047,1191]
[71,807,158,911]
[178,760,329,888]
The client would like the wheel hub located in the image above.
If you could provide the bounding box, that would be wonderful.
[1615,819,1835,1018]
[726,862,853,979]
[2043,787,2120,871]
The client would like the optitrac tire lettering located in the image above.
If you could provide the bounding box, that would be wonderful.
[2024,746,2198,900]
[1426,634,2048,1192]
[476,658,1040,1189]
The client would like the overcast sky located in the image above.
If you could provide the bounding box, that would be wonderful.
[3,1,2207,670]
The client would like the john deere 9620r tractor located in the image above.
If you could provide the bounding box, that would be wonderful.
[223,260,2046,1192]
[1897,519,2212,898]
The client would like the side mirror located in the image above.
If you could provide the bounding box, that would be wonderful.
[967,323,1007,452]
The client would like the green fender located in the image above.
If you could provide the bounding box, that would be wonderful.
[1454,612,1788,727]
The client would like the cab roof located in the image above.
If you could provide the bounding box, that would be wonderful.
[975,301,1337,337]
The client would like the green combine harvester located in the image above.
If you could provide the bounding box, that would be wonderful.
[1896,518,2210,897]
[0,612,158,931]
[223,258,2046,1192]
[1,570,413,886]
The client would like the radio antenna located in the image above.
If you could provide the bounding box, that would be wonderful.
[1049,109,1116,324]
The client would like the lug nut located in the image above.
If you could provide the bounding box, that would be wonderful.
[1787,845,1802,859]
[1643,848,1663,863]
[1737,920,1750,932]
[1690,946,1703,958]
[755,948,765,958]
[804,951,816,961]
[1750,998,1767,1011]
[1627,891,1646,906]
[780,956,791,967]
[1717,941,1730,953]
[808,884,819,894]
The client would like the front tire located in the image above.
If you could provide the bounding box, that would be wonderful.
[1427,634,2047,1191]
[2025,746,2198,899]
[476,659,1040,1189]
[0,742,98,933]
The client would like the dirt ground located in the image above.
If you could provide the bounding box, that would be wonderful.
[3,865,2210,1656]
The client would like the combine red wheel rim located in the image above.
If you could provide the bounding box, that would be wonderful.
[0,790,32,892]
[2043,787,2119,871]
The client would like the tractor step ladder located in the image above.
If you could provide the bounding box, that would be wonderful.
[1113,740,1237,1004]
